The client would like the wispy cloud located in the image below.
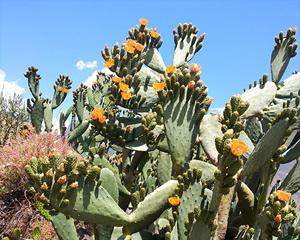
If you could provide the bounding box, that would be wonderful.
[210,107,224,115]
[0,69,25,98]
[83,68,113,87]
[76,60,98,70]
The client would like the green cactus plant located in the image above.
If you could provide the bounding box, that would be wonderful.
[22,19,300,240]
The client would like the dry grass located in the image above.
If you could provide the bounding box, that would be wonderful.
[0,190,57,239]
[0,132,74,196]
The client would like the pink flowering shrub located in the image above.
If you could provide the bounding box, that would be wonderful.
[0,132,75,194]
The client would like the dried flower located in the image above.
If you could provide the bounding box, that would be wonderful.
[168,195,181,206]
[104,58,115,68]
[166,66,176,74]
[275,190,291,202]
[121,91,132,101]
[139,18,149,26]
[230,139,248,157]
[153,82,166,92]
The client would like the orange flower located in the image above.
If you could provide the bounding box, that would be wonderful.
[63,87,69,94]
[125,45,135,54]
[153,82,166,92]
[135,42,144,52]
[274,214,282,224]
[119,82,129,92]
[91,108,106,124]
[124,39,136,54]
[57,175,67,185]
[98,115,107,124]
[104,58,115,68]
[127,39,137,47]
[139,18,149,26]
[166,65,176,74]
[276,190,291,202]
[112,76,122,83]
[230,139,248,157]
[57,85,64,92]
[190,63,201,74]
[121,91,132,101]
[168,195,181,207]
[150,29,160,39]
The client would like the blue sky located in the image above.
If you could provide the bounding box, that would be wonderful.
[0,0,300,114]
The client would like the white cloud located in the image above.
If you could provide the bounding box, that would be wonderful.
[210,107,224,115]
[76,60,98,70]
[0,69,25,98]
[83,68,114,87]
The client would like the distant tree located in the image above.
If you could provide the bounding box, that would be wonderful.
[0,89,28,146]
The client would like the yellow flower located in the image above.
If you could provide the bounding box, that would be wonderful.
[230,139,248,157]
[153,82,166,92]
[112,76,122,83]
[135,42,144,52]
[104,58,115,68]
[139,18,149,26]
[166,65,176,74]
[121,91,132,101]
[168,195,181,207]
[150,29,160,39]
[57,85,64,92]
[275,190,291,202]
[119,82,129,92]
[190,63,201,74]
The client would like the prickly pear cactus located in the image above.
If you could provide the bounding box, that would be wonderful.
[23,19,300,240]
